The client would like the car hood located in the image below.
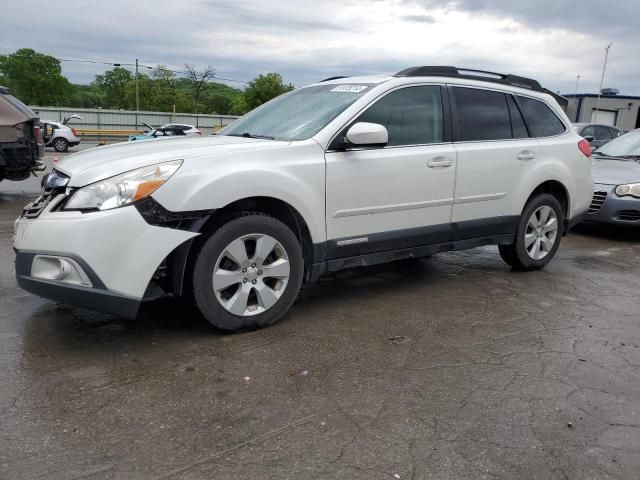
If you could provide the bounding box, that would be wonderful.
[56,135,289,187]
[591,156,640,185]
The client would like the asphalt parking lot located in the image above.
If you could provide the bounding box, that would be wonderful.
[1,149,640,479]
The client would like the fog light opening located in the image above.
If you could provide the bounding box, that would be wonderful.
[31,255,92,287]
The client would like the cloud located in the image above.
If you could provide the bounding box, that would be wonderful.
[0,0,637,95]
[411,0,639,34]
[401,14,436,23]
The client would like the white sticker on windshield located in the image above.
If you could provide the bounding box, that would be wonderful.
[331,85,368,93]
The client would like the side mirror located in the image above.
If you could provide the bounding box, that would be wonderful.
[345,122,388,147]
[583,135,594,143]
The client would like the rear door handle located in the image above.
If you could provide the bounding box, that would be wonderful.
[517,150,535,161]
[427,157,453,168]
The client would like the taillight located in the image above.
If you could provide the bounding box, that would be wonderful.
[578,139,591,158]
[71,128,78,137]
[34,126,43,143]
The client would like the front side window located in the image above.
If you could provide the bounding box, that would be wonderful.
[353,86,444,146]
[517,96,566,137]
[595,125,613,141]
[221,84,373,141]
[452,87,512,141]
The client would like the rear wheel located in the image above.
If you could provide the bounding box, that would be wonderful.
[499,193,564,271]
[192,214,304,331]
[52,137,69,152]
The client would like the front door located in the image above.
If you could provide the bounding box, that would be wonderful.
[325,85,457,259]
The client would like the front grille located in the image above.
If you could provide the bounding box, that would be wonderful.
[21,169,70,219]
[616,210,640,222]
[22,193,54,218]
[588,191,608,214]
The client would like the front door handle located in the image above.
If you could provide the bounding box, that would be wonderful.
[517,150,535,161]
[427,157,453,168]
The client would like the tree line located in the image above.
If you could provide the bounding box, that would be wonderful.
[0,49,294,116]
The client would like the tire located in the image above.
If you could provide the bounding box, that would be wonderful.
[192,214,304,331]
[499,193,564,271]
[52,138,69,152]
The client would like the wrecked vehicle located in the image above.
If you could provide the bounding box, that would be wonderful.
[0,86,45,182]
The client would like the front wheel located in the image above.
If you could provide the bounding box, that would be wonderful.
[192,214,304,331]
[499,193,564,271]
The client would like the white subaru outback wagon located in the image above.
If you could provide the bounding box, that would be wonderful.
[14,66,593,331]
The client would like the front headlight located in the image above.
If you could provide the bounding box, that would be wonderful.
[64,160,182,211]
[615,183,640,198]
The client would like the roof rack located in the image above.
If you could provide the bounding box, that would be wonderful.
[394,66,544,93]
[320,76,348,82]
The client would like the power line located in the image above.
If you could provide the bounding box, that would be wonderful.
[57,57,248,84]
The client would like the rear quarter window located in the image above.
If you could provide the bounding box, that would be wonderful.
[517,96,566,137]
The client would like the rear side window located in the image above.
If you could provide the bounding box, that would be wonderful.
[595,125,613,141]
[506,95,529,138]
[356,85,444,146]
[517,96,566,137]
[452,87,512,141]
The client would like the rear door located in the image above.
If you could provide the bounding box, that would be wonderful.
[325,85,457,258]
[450,86,538,239]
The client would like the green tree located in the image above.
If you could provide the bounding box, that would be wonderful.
[240,73,293,113]
[0,48,73,105]
[69,84,103,108]
[92,67,133,109]
[184,64,216,114]
[148,66,178,111]
[229,94,249,116]
[205,94,231,115]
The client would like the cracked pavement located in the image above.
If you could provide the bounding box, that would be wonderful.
[1,180,640,478]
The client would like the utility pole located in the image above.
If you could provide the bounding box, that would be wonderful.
[135,58,140,128]
[594,43,612,122]
[573,74,581,121]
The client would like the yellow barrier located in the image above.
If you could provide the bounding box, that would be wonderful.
[76,129,143,136]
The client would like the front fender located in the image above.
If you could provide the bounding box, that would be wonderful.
[152,147,326,243]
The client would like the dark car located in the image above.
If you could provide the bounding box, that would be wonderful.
[0,86,45,182]
[574,123,623,150]
[585,129,640,225]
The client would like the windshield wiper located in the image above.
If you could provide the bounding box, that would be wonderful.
[226,132,275,140]
[617,155,640,159]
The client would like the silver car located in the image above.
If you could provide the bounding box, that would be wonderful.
[574,123,624,151]
[586,129,640,225]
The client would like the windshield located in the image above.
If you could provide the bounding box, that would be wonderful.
[595,130,640,157]
[220,84,374,141]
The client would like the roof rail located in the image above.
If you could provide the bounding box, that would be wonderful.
[394,66,544,93]
[320,76,347,82]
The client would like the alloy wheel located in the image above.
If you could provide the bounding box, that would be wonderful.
[212,234,290,316]
[525,205,558,260]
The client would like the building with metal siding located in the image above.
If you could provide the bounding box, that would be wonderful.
[564,93,640,131]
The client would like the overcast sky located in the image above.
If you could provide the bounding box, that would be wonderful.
[1,0,637,95]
